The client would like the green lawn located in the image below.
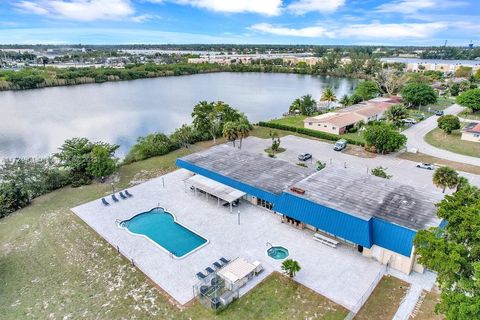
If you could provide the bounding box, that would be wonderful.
[270,115,308,127]
[459,110,480,121]
[0,139,348,320]
[266,116,366,144]
[425,128,480,158]
[355,276,410,320]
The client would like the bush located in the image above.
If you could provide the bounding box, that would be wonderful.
[257,122,365,146]
[125,133,178,163]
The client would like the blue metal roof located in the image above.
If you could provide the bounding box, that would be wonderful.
[177,158,417,257]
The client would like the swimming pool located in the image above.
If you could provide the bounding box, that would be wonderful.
[119,207,208,258]
[267,246,289,260]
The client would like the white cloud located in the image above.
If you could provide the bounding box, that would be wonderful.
[14,0,135,21]
[375,0,466,14]
[250,23,333,37]
[287,0,345,15]
[15,1,50,15]
[339,22,448,39]
[172,0,282,16]
[250,21,448,39]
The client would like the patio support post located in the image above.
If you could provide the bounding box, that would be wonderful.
[217,197,220,207]
[230,202,232,213]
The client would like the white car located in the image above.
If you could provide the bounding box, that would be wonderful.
[416,163,435,170]
[403,118,417,125]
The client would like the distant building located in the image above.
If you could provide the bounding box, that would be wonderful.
[304,96,401,135]
[462,122,480,143]
[381,58,480,75]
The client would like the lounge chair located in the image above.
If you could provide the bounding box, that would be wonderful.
[125,190,133,197]
[205,267,215,274]
[220,257,230,264]
[213,261,223,269]
[196,272,207,280]
[101,198,110,206]
[119,192,127,199]
[112,194,119,202]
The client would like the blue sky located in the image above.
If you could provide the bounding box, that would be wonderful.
[1,0,479,45]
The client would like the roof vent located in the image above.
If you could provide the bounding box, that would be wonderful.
[290,187,305,195]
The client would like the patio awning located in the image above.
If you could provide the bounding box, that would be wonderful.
[185,174,246,203]
[217,258,256,284]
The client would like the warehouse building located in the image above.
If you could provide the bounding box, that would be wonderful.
[176,145,443,274]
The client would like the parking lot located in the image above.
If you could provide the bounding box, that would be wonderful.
[242,135,480,191]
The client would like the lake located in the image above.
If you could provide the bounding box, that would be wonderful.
[0,72,357,158]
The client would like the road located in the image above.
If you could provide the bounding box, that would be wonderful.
[403,104,480,167]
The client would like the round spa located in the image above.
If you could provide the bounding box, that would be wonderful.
[267,246,289,260]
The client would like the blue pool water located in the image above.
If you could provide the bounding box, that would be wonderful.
[120,207,207,258]
[267,246,289,260]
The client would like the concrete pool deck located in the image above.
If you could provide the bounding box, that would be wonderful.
[71,168,423,311]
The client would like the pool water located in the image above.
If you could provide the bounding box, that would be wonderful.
[120,207,207,258]
[267,246,289,260]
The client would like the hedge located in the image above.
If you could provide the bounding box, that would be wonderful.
[257,121,365,146]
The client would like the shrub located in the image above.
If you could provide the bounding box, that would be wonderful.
[257,122,365,146]
[125,133,177,163]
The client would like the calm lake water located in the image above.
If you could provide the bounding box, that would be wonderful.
[0,72,357,158]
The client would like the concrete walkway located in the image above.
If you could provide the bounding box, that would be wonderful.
[388,269,437,320]
[403,104,480,166]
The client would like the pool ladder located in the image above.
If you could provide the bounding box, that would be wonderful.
[266,242,272,248]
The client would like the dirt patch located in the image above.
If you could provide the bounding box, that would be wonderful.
[343,146,377,158]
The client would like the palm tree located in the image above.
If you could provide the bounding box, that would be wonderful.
[433,166,459,193]
[289,98,302,114]
[237,120,251,149]
[222,122,238,147]
[385,104,408,127]
[300,94,317,115]
[281,259,301,278]
[339,94,350,107]
[320,87,337,109]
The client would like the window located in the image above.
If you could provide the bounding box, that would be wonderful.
[256,197,273,210]
[324,125,327,127]
[474,134,480,138]
[309,122,312,125]
[332,127,336,130]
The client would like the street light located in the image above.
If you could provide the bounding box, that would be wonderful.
[111,183,115,194]
[237,210,241,225]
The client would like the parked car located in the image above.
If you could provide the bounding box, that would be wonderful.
[298,153,312,161]
[416,163,435,170]
[435,110,444,116]
[334,139,347,151]
[403,118,417,125]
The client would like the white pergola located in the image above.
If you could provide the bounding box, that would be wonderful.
[184,174,246,212]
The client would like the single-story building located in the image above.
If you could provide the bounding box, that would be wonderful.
[304,96,401,135]
[176,145,444,275]
[462,122,480,143]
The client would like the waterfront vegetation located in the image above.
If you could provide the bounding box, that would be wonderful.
[0,63,225,90]
[425,128,480,158]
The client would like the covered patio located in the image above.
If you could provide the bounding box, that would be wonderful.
[184,174,246,212]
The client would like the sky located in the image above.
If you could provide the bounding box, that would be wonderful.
[0,0,479,45]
